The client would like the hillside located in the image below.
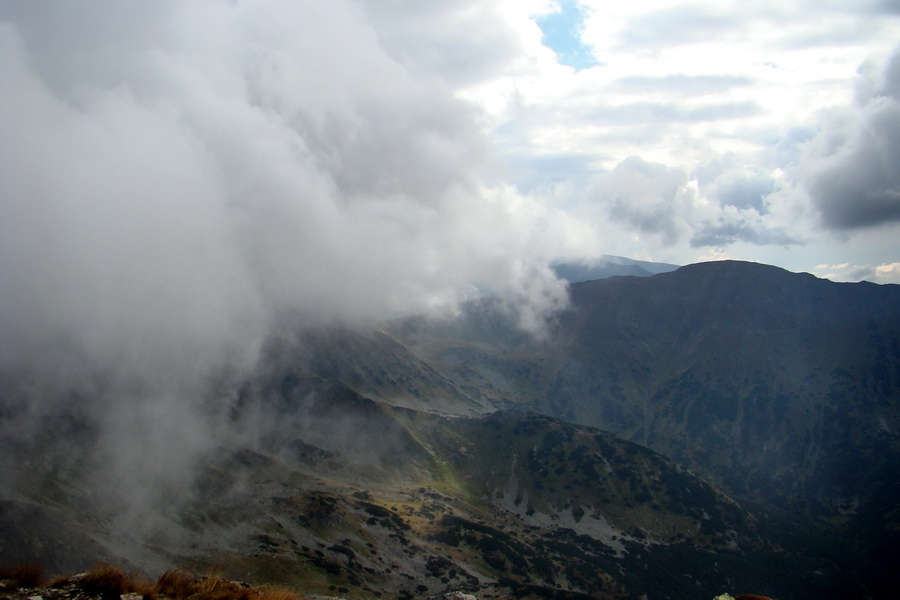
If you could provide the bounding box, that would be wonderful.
[3,375,814,600]
[386,260,900,596]
[3,260,898,599]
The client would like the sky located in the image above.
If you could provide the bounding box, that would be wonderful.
[406,0,900,284]
[2,0,900,530]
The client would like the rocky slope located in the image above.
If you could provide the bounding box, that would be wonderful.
[3,260,898,599]
[386,260,900,597]
[3,372,811,599]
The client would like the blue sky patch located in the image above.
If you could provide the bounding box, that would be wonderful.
[535,1,600,71]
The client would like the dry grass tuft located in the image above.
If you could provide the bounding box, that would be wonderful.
[152,570,305,600]
[155,570,203,600]
[46,573,75,589]
[77,564,151,600]
[194,577,256,600]
[0,563,44,588]
[3,563,306,600]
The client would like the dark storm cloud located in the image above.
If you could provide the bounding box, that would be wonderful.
[802,46,900,229]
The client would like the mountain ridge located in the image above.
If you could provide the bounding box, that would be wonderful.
[551,255,681,283]
[384,259,900,597]
[3,259,898,599]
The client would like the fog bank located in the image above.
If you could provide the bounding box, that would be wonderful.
[0,0,566,533]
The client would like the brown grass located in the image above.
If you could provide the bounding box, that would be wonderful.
[3,563,306,600]
[152,569,305,600]
[0,563,44,588]
[75,564,152,600]
[154,570,204,599]
[194,578,256,600]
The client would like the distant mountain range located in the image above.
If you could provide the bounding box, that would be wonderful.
[2,259,898,600]
[551,255,680,282]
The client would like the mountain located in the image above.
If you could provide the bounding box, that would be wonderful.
[551,255,680,283]
[3,259,899,599]
[386,260,900,595]
[1,375,803,600]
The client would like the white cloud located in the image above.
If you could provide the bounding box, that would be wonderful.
[428,0,900,269]
[590,157,692,245]
[0,0,570,526]
[360,0,528,87]
[813,262,900,284]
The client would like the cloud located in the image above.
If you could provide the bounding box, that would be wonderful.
[801,45,900,229]
[813,262,900,283]
[690,207,800,248]
[0,0,567,530]
[359,0,527,87]
[535,136,828,256]
[612,74,755,96]
[616,3,748,50]
[615,1,896,51]
[586,100,763,125]
[546,150,806,255]
[693,159,777,212]
[589,157,692,245]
